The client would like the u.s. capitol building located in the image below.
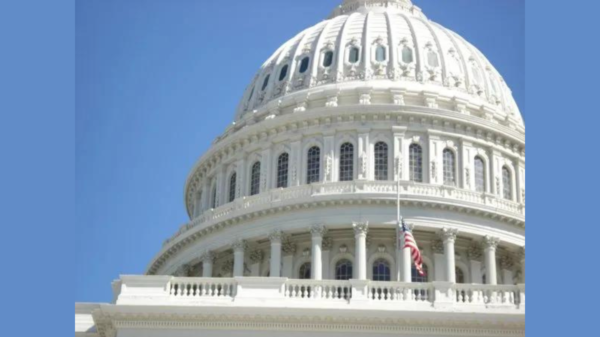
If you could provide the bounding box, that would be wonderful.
[76,0,525,336]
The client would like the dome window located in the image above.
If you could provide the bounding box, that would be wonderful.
[374,141,388,181]
[306,146,321,184]
[261,74,270,91]
[409,143,423,183]
[339,142,354,181]
[349,47,360,63]
[375,45,386,62]
[279,64,289,81]
[372,259,391,281]
[401,46,414,64]
[335,259,353,280]
[323,51,334,67]
[443,149,456,186]
[247,86,255,103]
[276,153,289,188]
[427,50,439,68]
[228,172,237,202]
[250,161,261,196]
[474,156,485,193]
[299,56,310,73]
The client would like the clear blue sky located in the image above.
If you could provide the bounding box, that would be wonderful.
[75,0,524,303]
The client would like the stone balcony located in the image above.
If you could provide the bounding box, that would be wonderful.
[166,180,525,247]
[113,275,525,314]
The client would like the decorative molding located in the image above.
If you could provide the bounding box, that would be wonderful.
[352,221,369,236]
[431,239,444,254]
[438,227,459,243]
[322,236,333,250]
[310,224,327,237]
[268,230,283,243]
[483,235,500,250]
[232,239,248,253]
[249,249,265,264]
[467,242,483,261]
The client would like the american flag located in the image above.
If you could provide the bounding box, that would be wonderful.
[400,218,425,276]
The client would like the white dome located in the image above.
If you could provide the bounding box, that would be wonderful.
[235,0,523,130]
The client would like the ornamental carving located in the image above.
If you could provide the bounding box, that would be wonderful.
[322,236,333,250]
[310,224,327,237]
[395,156,402,179]
[339,244,348,253]
[499,252,514,270]
[431,161,438,181]
[483,235,500,250]
[359,151,368,178]
[174,263,190,277]
[268,230,283,243]
[431,239,444,254]
[249,249,265,264]
[220,259,234,273]
[377,243,386,253]
[282,237,297,256]
[231,239,248,252]
[302,248,311,257]
[467,242,483,260]
[465,167,471,188]
[438,227,459,243]
[352,221,369,236]
[200,251,216,263]
[325,154,332,180]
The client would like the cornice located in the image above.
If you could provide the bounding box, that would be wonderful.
[93,308,525,337]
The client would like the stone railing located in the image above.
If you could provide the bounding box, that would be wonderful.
[165,181,524,246]
[114,276,524,313]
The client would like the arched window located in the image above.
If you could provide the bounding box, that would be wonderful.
[279,64,289,81]
[502,166,512,200]
[372,259,391,281]
[250,161,261,196]
[299,262,311,279]
[349,47,360,63]
[456,267,465,283]
[443,149,456,186]
[277,153,289,188]
[375,45,386,62]
[412,264,429,283]
[299,56,310,73]
[474,156,485,192]
[323,51,334,67]
[247,86,255,103]
[228,172,237,202]
[374,141,388,181]
[261,74,270,91]
[210,184,217,209]
[427,50,439,68]
[409,144,423,182]
[335,259,353,280]
[306,146,321,184]
[401,45,413,64]
[193,190,202,217]
[339,142,354,181]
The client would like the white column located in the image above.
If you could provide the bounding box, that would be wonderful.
[432,239,445,281]
[353,222,369,280]
[269,230,282,277]
[201,251,215,277]
[232,239,247,277]
[439,227,459,283]
[215,166,225,208]
[483,236,500,285]
[310,225,326,280]
[322,237,332,280]
[200,178,210,211]
[401,222,414,282]
[192,189,202,218]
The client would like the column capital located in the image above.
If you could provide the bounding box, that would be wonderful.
[438,227,459,243]
[310,224,327,238]
[201,251,216,263]
[231,239,248,252]
[268,230,283,243]
[498,251,515,270]
[483,235,500,250]
[352,221,369,236]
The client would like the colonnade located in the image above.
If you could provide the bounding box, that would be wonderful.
[196,224,509,285]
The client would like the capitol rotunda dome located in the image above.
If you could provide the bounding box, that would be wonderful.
[79,2,525,336]
[146,0,524,304]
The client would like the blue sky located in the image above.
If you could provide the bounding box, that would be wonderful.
[75,0,524,303]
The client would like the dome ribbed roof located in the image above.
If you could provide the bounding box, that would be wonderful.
[234,0,522,129]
